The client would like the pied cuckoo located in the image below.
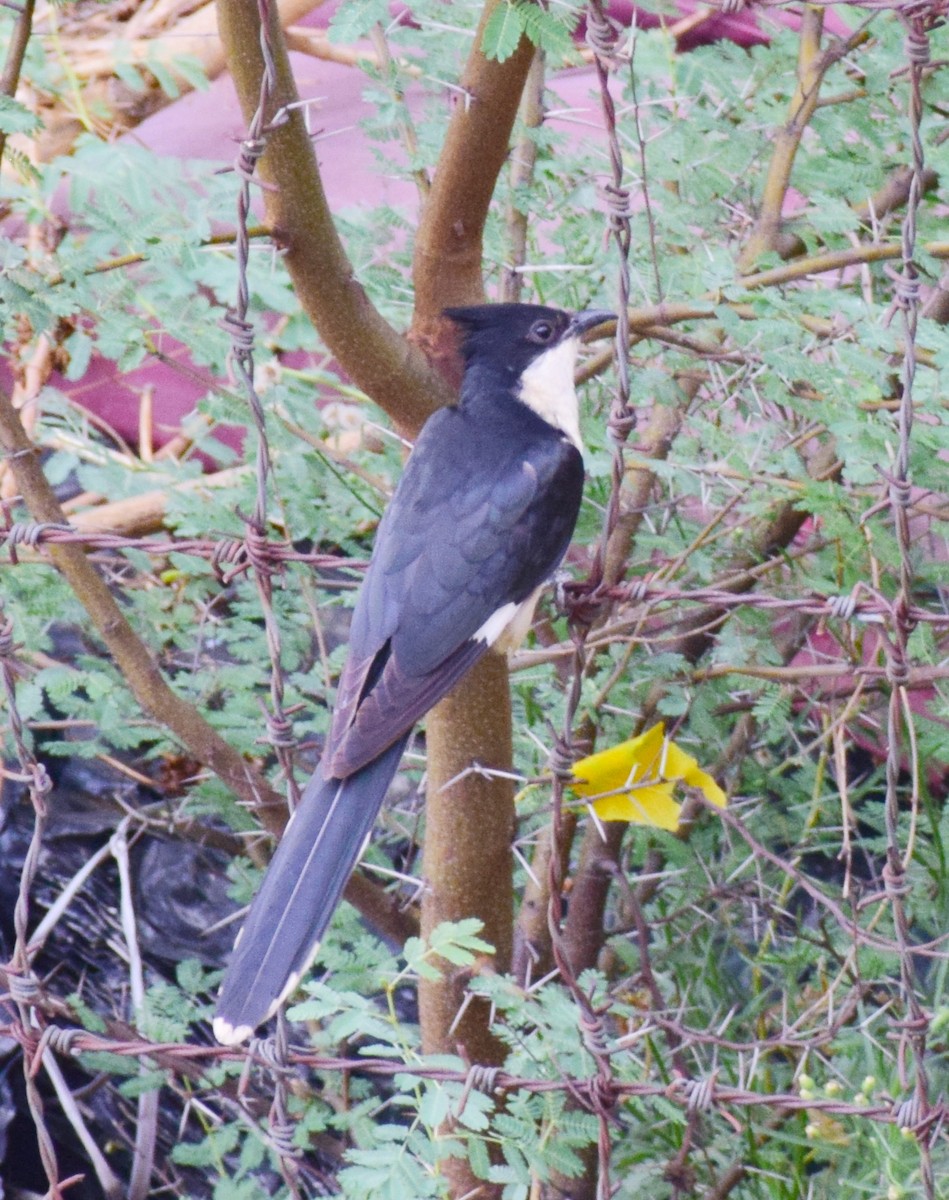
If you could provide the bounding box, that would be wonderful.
[214,303,612,1045]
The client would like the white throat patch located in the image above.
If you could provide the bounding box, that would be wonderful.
[517,336,583,451]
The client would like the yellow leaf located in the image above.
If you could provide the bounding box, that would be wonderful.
[590,781,683,831]
[571,724,665,797]
[660,739,727,809]
[569,723,726,832]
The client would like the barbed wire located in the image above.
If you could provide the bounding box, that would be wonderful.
[1,1009,945,1134]
[705,0,947,13]
[878,11,938,1198]
[6,525,949,635]
[588,0,635,603]
[217,0,303,1179]
[0,522,361,571]
[219,0,305,816]
[0,609,65,1197]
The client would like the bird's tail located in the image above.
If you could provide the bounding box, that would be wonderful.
[213,733,410,1045]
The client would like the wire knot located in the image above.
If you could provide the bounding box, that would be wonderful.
[453,1063,503,1122]
[682,1071,718,1114]
[882,858,910,899]
[827,592,858,620]
[892,1094,924,1133]
[904,26,932,67]
[212,537,249,583]
[221,309,256,356]
[31,1025,84,1076]
[42,1025,83,1056]
[268,1114,300,1159]
[888,475,913,510]
[888,264,922,309]
[598,181,635,225]
[249,1034,294,1074]
[588,1071,618,1116]
[607,408,637,445]
[579,1007,610,1060]
[0,616,16,657]
[585,1,621,62]
[265,710,296,750]
[236,136,268,181]
[4,521,71,564]
[548,731,583,780]
[8,970,42,1005]
[242,523,280,578]
[885,653,910,687]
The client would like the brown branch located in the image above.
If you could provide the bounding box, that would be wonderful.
[0,0,35,170]
[0,333,56,501]
[411,0,537,321]
[405,16,539,1198]
[283,25,412,72]
[853,165,939,223]
[602,376,693,588]
[216,0,451,436]
[420,653,515,1025]
[368,22,430,203]
[738,238,949,290]
[43,227,272,288]
[737,8,859,273]
[419,653,514,1200]
[502,49,544,303]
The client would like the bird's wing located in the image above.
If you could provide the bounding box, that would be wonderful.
[327,407,584,778]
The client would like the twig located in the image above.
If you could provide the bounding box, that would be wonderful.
[111,821,159,1200]
[502,49,544,303]
[0,0,34,167]
[41,1052,123,1200]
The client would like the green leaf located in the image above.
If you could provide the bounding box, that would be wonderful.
[172,1123,240,1167]
[519,2,577,57]
[117,1069,165,1098]
[481,1,527,63]
[328,0,391,43]
[0,96,42,136]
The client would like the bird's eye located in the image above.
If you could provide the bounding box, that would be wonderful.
[528,320,555,344]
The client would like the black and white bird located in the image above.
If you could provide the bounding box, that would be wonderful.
[213,302,612,1045]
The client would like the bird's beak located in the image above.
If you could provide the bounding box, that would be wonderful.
[569,309,615,340]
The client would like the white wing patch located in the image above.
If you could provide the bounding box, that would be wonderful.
[474,601,519,646]
[517,336,583,451]
[473,587,544,653]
